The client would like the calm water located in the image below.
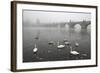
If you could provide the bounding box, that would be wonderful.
[23,25,91,62]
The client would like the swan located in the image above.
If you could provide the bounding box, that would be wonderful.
[63,39,70,45]
[33,44,38,54]
[75,42,79,47]
[70,46,79,55]
[57,41,65,48]
[64,41,70,45]
[63,39,68,42]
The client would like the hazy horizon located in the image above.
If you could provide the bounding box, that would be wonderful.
[23,10,91,25]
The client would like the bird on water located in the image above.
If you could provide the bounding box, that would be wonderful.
[33,44,38,54]
[57,41,65,48]
[70,46,79,55]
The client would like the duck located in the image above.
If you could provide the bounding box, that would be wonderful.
[70,46,79,55]
[57,41,65,48]
[34,36,39,40]
[48,41,55,45]
[34,31,40,40]
[33,44,38,54]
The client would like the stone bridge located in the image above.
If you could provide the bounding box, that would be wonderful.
[58,20,91,29]
[35,19,91,29]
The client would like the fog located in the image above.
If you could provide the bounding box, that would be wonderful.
[23,10,91,24]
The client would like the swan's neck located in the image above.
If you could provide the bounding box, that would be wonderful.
[70,46,73,51]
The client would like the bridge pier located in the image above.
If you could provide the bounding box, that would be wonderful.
[64,21,90,30]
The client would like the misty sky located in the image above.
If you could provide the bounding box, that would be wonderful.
[23,10,91,24]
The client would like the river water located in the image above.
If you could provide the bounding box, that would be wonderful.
[23,25,91,62]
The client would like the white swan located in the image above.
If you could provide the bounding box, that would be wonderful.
[70,46,79,55]
[33,44,38,54]
[57,41,65,48]
[64,41,70,45]
[75,42,79,47]
[63,39,70,45]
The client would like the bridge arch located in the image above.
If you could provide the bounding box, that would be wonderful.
[81,23,90,29]
[64,21,91,29]
[74,24,81,32]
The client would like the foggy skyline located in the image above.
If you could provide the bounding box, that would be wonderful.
[23,10,91,24]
